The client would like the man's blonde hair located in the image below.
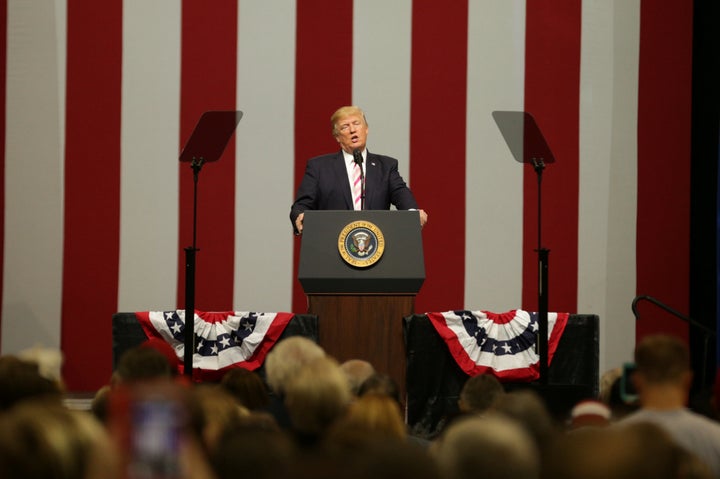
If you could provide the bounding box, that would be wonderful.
[330,106,368,136]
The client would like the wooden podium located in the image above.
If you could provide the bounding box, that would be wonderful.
[298,211,425,399]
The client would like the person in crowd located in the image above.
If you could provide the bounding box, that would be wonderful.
[17,345,64,389]
[211,421,297,479]
[340,359,376,397]
[138,337,182,375]
[0,398,121,479]
[544,420,712,479]
[337,438,441,479]
[598,367,622,404]
[283,355,352,447]
[187,383,250,457]
[220,366,270,410]
[104,378,217,479]
[0,354,63,411]
[113,343,175,384]
[90,343,178,425]
[326,393,407,448]
[432,414,540,479]
[358,372,402,406]
[490,389,559,463]
[603,371,640,420]
[265,336,326,396]
[458,373,505,416]
[90,384,111,423]
[567,399,612,430]
[264,336,326,429]
[617,334,720,476]
[289,105,427,235]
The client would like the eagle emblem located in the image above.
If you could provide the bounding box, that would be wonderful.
[338,221,385,267]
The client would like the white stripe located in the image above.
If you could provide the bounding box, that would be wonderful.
[233,1,296,312]
[464,1,525,310]
[117,0,181,312]
[2,1,67,353]
[577,0,640,374]
[352,0,412,186]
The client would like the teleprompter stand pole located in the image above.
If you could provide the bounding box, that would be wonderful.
[179,111,243,379]
[183,158,204,378]
[532,158,550,385]
[492,111,555,385]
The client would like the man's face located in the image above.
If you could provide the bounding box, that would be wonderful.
[334,114,369,153]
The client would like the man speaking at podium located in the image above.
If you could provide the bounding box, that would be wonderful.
[290,106,428,235]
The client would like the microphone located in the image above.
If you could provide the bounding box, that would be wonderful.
[353,149,365,210]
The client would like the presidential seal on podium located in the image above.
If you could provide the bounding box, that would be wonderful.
[338,220,385,267]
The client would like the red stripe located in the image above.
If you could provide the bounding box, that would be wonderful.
[636,1,693,340]
[177,1,238,311]
[410,0,468,313]
[0,0,6,347]
[291,0,353,314]
[523,1,581,313]
[61,1,123,390]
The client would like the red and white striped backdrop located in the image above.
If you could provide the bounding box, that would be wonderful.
[0,0,693,391]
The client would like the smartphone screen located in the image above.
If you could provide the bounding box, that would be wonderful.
[109,383,186,479]
[620,362,638,404]
[127,397,183,479]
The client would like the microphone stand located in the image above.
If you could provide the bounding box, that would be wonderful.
[359,161,365,211]
[354,150,365,210]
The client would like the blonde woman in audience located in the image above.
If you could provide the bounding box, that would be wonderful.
[0,355,63,411]
[187,383,250,456]
[340,359,376,397]
[327,393,407,447]
[284,355,351,447]
[0,398,121,479]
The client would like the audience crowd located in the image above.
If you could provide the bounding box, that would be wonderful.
[1,333,719,479]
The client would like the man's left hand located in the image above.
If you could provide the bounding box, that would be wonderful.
[419,209,428,228]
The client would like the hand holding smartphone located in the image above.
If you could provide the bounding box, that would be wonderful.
[109,381,187,479]
[620,362,638,404]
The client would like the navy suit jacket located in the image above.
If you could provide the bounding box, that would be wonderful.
[290,150,419,234]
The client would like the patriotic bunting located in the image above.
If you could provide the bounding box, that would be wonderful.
[427,310,569,381]
[136,310,293,380]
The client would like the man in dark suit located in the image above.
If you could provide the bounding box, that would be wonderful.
[290,105,428,235]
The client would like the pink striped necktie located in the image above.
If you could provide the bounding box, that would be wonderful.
[352,161,362,210]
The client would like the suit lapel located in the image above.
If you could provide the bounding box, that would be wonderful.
[333,151,354,209]
[364,151,378,209]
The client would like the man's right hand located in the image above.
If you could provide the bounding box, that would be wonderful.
[295,212,305,235]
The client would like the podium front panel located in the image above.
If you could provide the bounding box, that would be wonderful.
[298,210,425,294]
